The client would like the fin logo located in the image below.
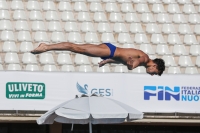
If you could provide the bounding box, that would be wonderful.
[144,86,180,101]
[76,82,112,96]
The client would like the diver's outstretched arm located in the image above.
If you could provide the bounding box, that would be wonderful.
[99,59,121,67]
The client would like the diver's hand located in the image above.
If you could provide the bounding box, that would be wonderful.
[98,60,107,67]
[127,57,134,70]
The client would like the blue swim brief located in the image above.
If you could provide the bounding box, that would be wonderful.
[101,43,116,60]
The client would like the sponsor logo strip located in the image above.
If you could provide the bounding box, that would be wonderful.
[6,82,45,99]
[144,86,200,101]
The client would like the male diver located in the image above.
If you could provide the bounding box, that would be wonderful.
[31,42,165,76]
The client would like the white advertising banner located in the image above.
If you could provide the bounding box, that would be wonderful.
[0,71,199,113]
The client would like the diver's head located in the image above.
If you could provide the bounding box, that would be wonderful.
[146,58,165,76]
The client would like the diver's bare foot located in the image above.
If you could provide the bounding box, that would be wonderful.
[31,43,48,54]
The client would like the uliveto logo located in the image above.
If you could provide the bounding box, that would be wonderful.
[76,82,113,96]
[6,82,45,99]
[144,86,200,102]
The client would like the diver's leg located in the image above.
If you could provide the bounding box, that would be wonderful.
[31,42,110,57]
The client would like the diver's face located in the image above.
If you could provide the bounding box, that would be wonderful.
[146,65,159,76]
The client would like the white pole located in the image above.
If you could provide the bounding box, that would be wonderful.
[71,124,73,131]
[89,121,92,133]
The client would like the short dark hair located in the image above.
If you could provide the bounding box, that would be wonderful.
[153,58,165,76]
